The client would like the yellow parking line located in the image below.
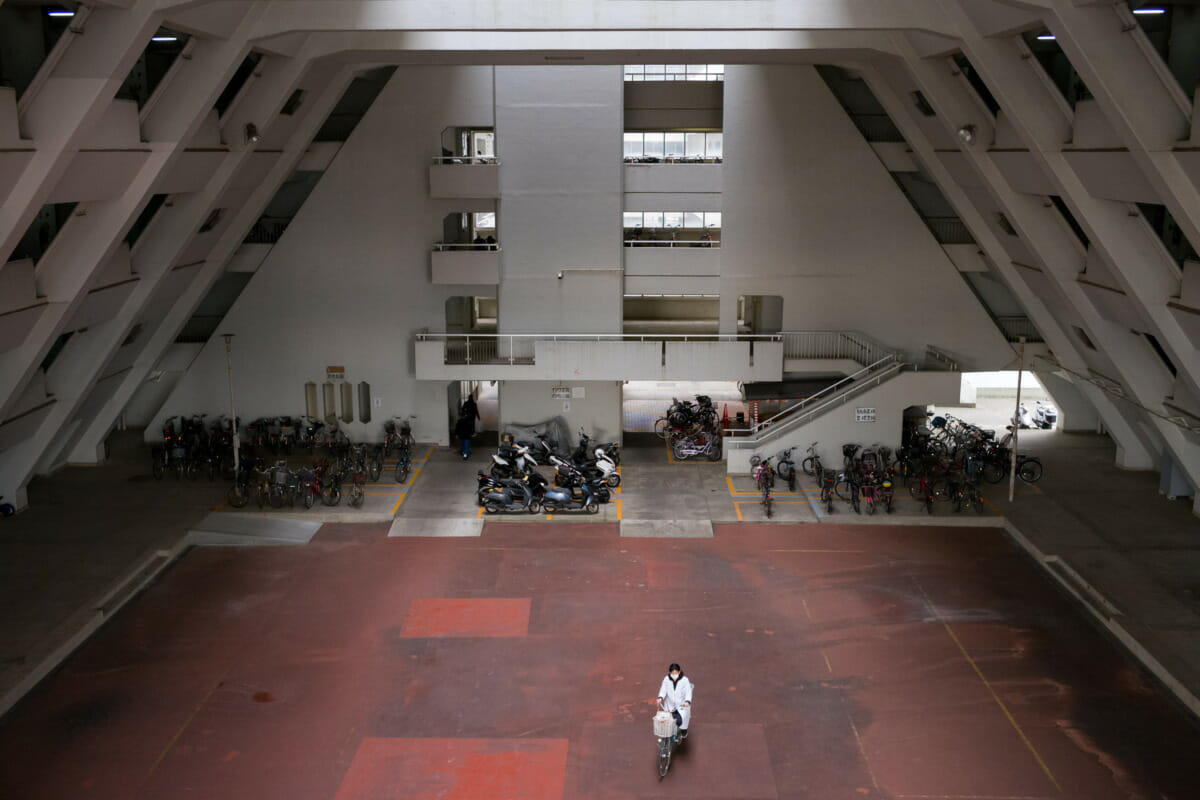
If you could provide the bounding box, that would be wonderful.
[725,475,800,496]
[390,494,406,515]
[477,505,484,519]
[616,498,622,520]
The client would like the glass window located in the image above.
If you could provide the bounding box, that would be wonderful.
[666,65,685,79]
[685,133,706,159]
[686,64,706,81]
[644,64,665,78]
[684,212,704,228]
[624,65,642,77]
[664,133,685,158]
[623,212,643,228]
[705,212,722,228]
[643,212,664,228]
[623,132,643,159]
[474,212,495,229]
[663,212,683,228]
[708,64,724,78]
[643,133,665,159]
[705,133,723,159]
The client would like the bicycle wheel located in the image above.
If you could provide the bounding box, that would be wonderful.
[785,469,796,493]
[653,418,671,440]
[350,484,364,507]
[800,456,818,477]
[303,489,315,510]
[1017,459,1043,483]
[269,487,286,509]
[763,493,773,519]
[865,494,876,515]
[982,461,1006,484]
[395,463,410,484]
[834,478,851,501]
[824,490,834,514]
[850,488,860,514]
[369,458,382,482]
[658,740,670,778]
[227,484,249,509]
[152,457,164,480]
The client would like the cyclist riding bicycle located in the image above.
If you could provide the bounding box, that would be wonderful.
[657,663,693,743]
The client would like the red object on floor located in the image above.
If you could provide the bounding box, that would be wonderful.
[400,597,531,638]
[334,737,568,800]
[722,403,729,428]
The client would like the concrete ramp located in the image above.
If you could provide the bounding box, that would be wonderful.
[620,519,714,538]
[388,518,484,537]
[187,513,321,547]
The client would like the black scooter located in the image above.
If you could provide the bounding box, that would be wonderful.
[478,471,545,514]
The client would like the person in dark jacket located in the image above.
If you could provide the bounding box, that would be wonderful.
[455,413,474,459]
[461,393,480,423]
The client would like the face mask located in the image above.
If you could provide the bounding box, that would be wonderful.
[669,674,680,681]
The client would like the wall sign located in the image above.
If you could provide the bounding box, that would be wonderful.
[551,386,571,399]
[855,407,876,423]
[326,366,345,383]
[572,386,585,399]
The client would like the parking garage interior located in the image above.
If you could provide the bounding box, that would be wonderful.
[3,1,1200,798]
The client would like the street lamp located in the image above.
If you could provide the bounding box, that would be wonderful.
[221,333,240,475]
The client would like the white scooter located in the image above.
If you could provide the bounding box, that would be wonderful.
[490,443,536,478]
[1033,401,1058,430]
[1012,402,1034,430]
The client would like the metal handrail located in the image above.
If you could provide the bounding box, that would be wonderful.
[433,242,500,251]
[624,239,719,248]
[925,346,959,371]
[732,353,900,439]
[417,332,781,342]
[778,330,897,366]
[728,359,908,448]
[431,156,499,165]
[623,157,723,164]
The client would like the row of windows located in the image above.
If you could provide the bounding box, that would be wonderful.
[624,64,724,81]
[623,132,723,160]
[622,211,722,229]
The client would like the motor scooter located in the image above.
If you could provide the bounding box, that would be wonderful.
[479,472,544,513]
[542,479,600,514]
[1033,401,1058,430]
[1012,403,1034,429]
[491,443,535,478]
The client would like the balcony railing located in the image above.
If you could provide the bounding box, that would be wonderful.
[431,156,499,165]
[434,242,500,252]
[623,156,722,164]
[416,332,780,366]
[624,238,719,248]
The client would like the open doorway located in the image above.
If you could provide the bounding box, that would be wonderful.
[449,380,499,447]
[932,371,1058,432]
[622,380,744,433]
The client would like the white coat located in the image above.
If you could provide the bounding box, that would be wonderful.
[658,675,693,729]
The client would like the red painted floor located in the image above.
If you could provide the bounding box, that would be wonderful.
[1,521,1198,799]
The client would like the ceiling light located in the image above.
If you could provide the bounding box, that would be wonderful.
[957,124,977,145]
[151,36,178,42]
[47,10,74,17]
[1036,34,1056,41]
[243,123,259,144]
[1132,7,1166,15]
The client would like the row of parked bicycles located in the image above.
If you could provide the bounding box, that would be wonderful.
[477,430,622,514]
[748,414,1043,518]
[654,395,723,461]
[153,414,420,496]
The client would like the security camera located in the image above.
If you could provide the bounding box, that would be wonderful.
[557,271,563,279]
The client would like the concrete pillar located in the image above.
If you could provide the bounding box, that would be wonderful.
[1034,369,1099,432]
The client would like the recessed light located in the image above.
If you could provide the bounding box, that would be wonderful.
[47,10,74,17]
[1133,7,1166,14]
[1036,34,1057,40]
[151,36,178,42]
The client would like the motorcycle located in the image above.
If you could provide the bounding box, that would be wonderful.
[1033,400,1058,430]
[479,471,544,514]
[548,458,612,503]
[541,480,600,514]
[491,443,536,478]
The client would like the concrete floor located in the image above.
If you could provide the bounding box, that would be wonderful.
[1,426,1199,798]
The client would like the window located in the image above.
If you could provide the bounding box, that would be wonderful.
[643,133,665,159]
[643,211,664,228]
[685,133,706,159]
[663,212,683,228]
[623,133,643,159]
[705,133,723,160]
[664,133,685,158]
[625,64,724,82]
[473,212,496,230]
[684,212,704,228]
[705,212,722,228]
[623,212,643,228]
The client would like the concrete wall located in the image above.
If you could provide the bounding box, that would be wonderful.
[499,380,622,444]
[149,66,499,446]
[718,65,1012,368]
[496,66,624,334]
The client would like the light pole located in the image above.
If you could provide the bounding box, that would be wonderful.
[221,333,240,475]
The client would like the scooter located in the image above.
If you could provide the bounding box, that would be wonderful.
[491,442,535,478]
[479,472,544,514]
[1033,401,1058,430]
[477,469,549,506]
[575,430,621,466]
[541,480,600,514]
[567,446,620,487]
[520,434,559,466]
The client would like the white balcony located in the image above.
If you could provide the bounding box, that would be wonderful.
[428,157,500,198]
[431,244,501,284]
[415,333,781,382]
[624,241,720,278]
